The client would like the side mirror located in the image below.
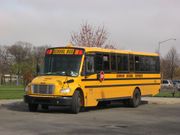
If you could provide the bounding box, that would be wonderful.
[64,79,74,84]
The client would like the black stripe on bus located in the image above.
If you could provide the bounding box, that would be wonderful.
[82,77,161,81]
[85,83,160,88]
[97,96,131,101]
[97,94,153,102]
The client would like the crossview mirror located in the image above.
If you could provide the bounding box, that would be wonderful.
[36,64,40,75]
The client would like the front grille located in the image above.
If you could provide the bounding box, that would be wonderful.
[32,85,54,94]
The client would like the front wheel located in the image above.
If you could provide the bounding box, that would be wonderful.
[71,91,83,114]
[129,89,141,107]
[28,103,38,112]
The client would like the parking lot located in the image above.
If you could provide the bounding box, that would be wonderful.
[0,98,180,135]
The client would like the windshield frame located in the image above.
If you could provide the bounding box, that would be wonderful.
[43,53,83,77]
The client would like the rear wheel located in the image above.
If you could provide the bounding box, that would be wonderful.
[28,103,38,112]
[71,91,83,114]
[129,89,141,107]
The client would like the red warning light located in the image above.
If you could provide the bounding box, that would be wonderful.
[46,49,53,55]
[78,50,83,55]
[74,50,83,55]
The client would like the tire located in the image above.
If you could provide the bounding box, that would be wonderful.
[28,103,38,112]
[41,104,49,110]
[129,89,141,107]
[71,91,83,114]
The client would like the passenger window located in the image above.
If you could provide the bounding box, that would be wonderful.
[103,54,110,71]
[111,54,116,71]
[95,54,103,72]
[95,53,110,72]
[135,56,140,71]
[135,56,160,73]
[129,55,134,72]
[117,54,128,72]
[85,56,94,74]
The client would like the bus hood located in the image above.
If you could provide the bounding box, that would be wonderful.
[31,75,73,86]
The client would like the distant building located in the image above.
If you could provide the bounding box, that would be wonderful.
[0,74,23,85]
[3,74,18,83]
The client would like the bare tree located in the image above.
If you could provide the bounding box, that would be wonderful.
[0,42,51,85]
[161,47,179,79]
[70,23,115,48]
[104,42,116,49]
[33,45,49,74]
[7,41,33,85]
[0,46,12,84]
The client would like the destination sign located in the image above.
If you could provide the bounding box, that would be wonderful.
[46,48,84,55]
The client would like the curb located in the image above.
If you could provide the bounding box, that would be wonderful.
[0,99,22,106]
[142,97,180,105]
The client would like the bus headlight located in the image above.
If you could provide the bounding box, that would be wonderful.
[61,88,71,94]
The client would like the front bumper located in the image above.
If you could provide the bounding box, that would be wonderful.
[24,95,72,106]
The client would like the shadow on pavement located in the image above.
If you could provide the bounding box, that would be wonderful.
[3,100,149,114]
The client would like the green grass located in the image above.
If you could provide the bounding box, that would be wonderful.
[1,85,180,99]
[155,91,180,98]
[0,85,24,99]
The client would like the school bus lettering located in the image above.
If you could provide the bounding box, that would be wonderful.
[126,74,133,78]
[117,74,125,78]
[53,49,65,54]
[66,49,74,54]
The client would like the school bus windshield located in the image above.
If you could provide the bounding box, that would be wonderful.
[44,55,82,77]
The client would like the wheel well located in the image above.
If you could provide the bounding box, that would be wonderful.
[75,88,84,106]
[135,87,141,95]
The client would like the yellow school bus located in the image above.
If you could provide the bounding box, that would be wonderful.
[24,44,160,113]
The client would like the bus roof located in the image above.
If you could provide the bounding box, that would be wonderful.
[69,46,159,57]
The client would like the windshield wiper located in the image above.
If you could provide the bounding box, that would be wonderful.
[44,71,71,76]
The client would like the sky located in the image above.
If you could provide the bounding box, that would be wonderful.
[0,0,179,56]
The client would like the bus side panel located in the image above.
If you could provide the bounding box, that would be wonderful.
[84,88,99,107]
[140,85,160,96]
[81,74,160,106]
[81,75,100,107]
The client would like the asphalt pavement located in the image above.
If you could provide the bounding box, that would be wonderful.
[0,97,180,135]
